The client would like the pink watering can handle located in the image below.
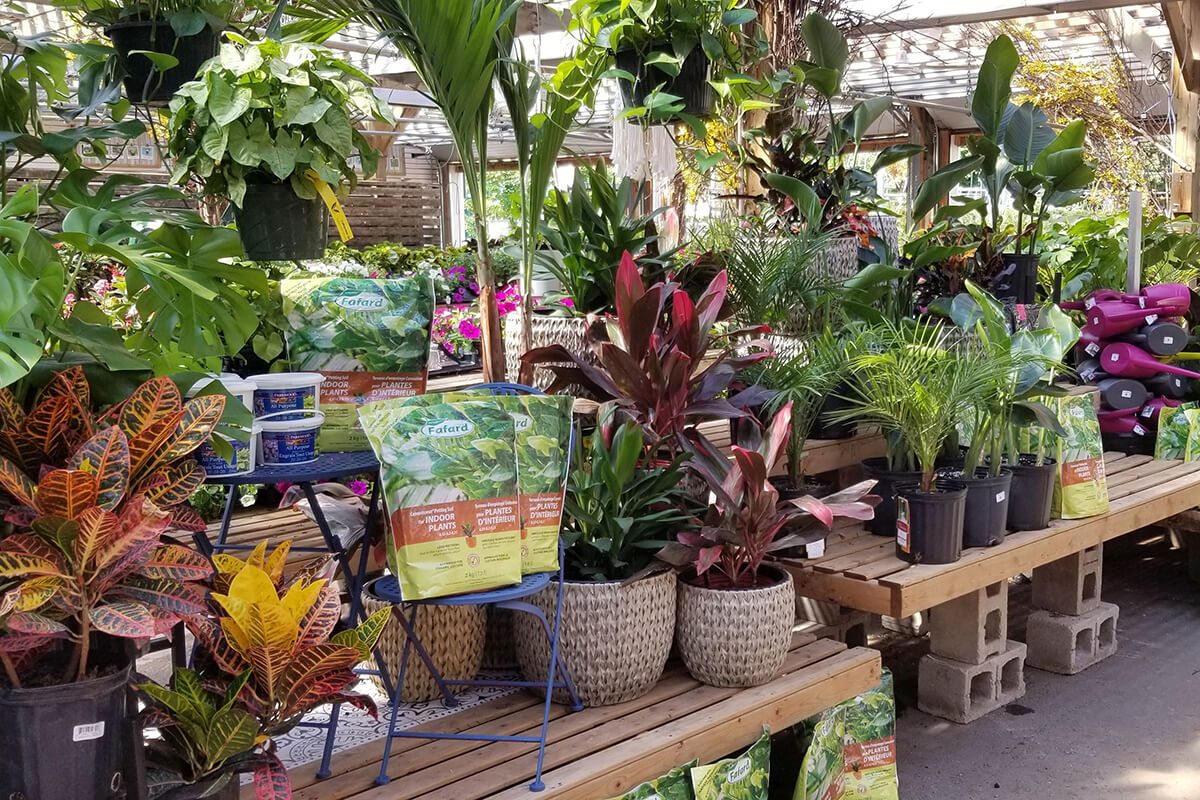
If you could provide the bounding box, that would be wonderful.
[1100,343,1200,380]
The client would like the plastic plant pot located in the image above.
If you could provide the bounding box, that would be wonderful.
[106,21,219,103]
[943,467,1013,548]
[893,478,967,564]
[614,45,715,118]
[1007,455,1057,531]
[861,457,923,537]
[235,182,329,261]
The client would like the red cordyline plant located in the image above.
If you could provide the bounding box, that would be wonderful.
[521,251,774,458]
[659,402,880,588]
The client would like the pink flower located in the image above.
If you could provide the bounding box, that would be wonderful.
[348,479,369,496]
[561,298,574,308]
[458,320,482,339]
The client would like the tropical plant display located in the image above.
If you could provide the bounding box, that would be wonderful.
[166,37,393,207]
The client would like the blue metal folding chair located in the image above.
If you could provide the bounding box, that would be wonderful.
[372,382,583,791]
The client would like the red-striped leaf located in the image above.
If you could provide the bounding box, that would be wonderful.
[279,642,359,701]
[35,366,90,411]
[142,460,205,508]
[7,611,68,636]
[3,506,35,530]
[139,544,213,581]
[294,584,340,648]
[36,469,99,519]
[74,506,121,573]
[67,427,130,511]
[119,576,208,615]
[89,601,155,638]
[186,616,248,675]
[167,505,206,533]
[245,645,292,700]
[0,633,54,653]
[118,377,182,440]
[159,395,225,462]
[695,545,722,575]
[282,671,359,719]
[0,455,36,509]
[22,395,75,462]
[252,751,292,800]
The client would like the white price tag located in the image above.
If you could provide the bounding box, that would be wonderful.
[1085,297,1097,309]
[1121,390,1132,398]
[995,491,1006,503]
[1164,336,1176,345]
[1141,406,1154,418]
[1085,342,1100,356]
[1110,353,1120,362]
[73,722,104,742]
[1133,424,1147,436]
[1146,314,1159,324]
[807,538,826,558]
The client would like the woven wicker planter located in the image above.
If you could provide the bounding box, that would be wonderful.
[675,566,795,688]
[504,310,596,389]
[363,580,487,702]
[814,236,860,281]
[513,570,676,706]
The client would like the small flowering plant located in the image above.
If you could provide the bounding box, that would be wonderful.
[432,305,484,358]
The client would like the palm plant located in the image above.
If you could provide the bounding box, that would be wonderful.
[295,0,521,380]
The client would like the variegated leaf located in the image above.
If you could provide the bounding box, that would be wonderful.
[3,506,35,530]
[89,601,156,638]
[0,431,40,474]
[118,377,182,440]
[74,506,121,575]
[7,611,68,636]
[22,395,76,462]
[67,427,131,511]
[330,607,390,660]
[160,395,225,462]
[295,584,340,649]
[35,365,90,411]
[205,707,259,765]
[0,552,64,578]
[282,670,360,720]
[252,751,291,800]
[0,387,25,430]
[12,576,60,612]
[119,577,208,616]
[0,455,36,509]
[142,460,205,508]
[36,469,99,519]
[29,517,79,559]
[185,617,248,675]
[245,645,292,702]
[279,642,359,702]
[127,410,185,483]
[243,602,299,652]
[139,544,213,581]
[167,505,207,533]
[91,498,172,578]
[0,632,55,653]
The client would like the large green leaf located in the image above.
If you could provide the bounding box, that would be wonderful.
[1002,101,1054,166]
[911,156,984,220]
[971,35,1019,140]
[801,13,847,78]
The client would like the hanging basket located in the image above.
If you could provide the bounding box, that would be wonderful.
[234,182,329,261]
[513,570,677,706]
[614,45,715,119]
[106,21,219,104]
[362,581,487,703]
[504,310,597,390]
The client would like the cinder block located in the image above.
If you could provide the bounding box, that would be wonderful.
[918,640,1027,724]
[1026,602,1119,675]
[796,598,869,646]
[1032,546,1103,615]
[928,581,1008,664]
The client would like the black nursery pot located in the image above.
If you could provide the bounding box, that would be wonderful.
[894,479,967,565]
[769,475,832,500]
[810,385,856,440]
[235,182,330,261]
[861,457,923,536]
[992,252,1038,305]
[954,467,1013,548]
[0,663,134,799]
[1007,454,1057,531]
[615,45,714,117]
[106,21,219,104]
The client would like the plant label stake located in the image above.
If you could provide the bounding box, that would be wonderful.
[305,169,354,242]
[895,498,910,554]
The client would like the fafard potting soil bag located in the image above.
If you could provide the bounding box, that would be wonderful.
[795,672,899,800]
[1045,392,1109,520]
[358,397,521,601]
[1156,403,1199,460]
[692,730,771,800]
[372,391,573,574]
[605,762,697,800]
[282,276,435,451]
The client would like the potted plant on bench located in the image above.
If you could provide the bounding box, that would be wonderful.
[165,36,393,260]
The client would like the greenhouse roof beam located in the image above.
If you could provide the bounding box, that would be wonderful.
[851,0,1148,33]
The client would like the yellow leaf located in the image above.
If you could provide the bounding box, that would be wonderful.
[264,541,292,585]
[221,617,251,654]
[246,540,268,572]
[243,601,299,651]
[279,577,327,626]
[213,553,246,575]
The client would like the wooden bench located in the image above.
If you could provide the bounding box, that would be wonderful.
[254,634,880,800]
[780,452,1200,722]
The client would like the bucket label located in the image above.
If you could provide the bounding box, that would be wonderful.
[895,497,910,553]
[73,721,105,741]
[995,491,1006,503]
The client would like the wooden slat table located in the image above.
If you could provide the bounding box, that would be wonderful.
[781,453,1200,619]
[255,634,879,800]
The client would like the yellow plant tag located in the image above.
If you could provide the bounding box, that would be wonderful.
[303,169,353,242]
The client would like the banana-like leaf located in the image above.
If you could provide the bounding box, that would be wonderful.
[89,600,156,638]
[67,427,131,511]
[36,469,99,519]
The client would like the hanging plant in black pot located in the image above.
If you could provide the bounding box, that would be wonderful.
[164,38,394,260]
[106,20,220,104]
[614,45,715,119]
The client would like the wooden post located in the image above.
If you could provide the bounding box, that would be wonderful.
[906,106,939,223]
[1165,0,1200,217]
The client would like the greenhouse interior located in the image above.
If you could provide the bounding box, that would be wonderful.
[3,0,1200,798]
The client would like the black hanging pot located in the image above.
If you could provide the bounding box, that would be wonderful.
[1006,454,1057,531]
[894,478,967,564]
[946,466,1013,548]
[0,662,134,799]
[614,45,715,118]
[810,384,855,440]
[991,252,1038,305]
[106,21,219,104]
[235,181,329,261]
[861,457,923,537]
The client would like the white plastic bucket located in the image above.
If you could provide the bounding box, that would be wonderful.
[257,410,325,466]
[195,422,261,477]
[249,372,325,421]
[187,374,257,415]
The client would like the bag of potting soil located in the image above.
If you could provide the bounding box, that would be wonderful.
[606,762,697,800]
[1155,403,1198,460]
[282,276,435,451]
[692,729,770,800]
[358,397,521,600]
[1184,408,1200,462]
[794,672,899,800]
[1046,392,1109,520]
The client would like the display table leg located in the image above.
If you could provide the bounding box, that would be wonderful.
[1026,545,1119,675]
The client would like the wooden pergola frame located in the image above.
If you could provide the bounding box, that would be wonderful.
[1163,0,1200,216]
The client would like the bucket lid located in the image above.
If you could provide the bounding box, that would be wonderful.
[257,410,326,431]
[188,374,258,398]
[249,372,326,390]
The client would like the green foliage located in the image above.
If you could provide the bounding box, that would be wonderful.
[58,0,273,34]
[561,415,691,581]
[165,36,392,207]
[536,161,672,315]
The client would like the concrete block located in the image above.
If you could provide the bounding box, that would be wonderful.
[1026,602,1119,675]
[796,598,869,646]
[1032,545,1103,615]
[918,640,1027,724]
[928,580,1008,664]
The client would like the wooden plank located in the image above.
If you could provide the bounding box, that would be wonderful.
[375,638,841,800]
[480,646,880,800]
[812,540,895,574]
[1108,460,1200,500]
[843,554,910,581]
[1102,453,1155,476]
[785,563,899,616]
[1103,457,1176,488]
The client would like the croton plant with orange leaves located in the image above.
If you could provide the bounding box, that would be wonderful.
[0,367,222,684]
